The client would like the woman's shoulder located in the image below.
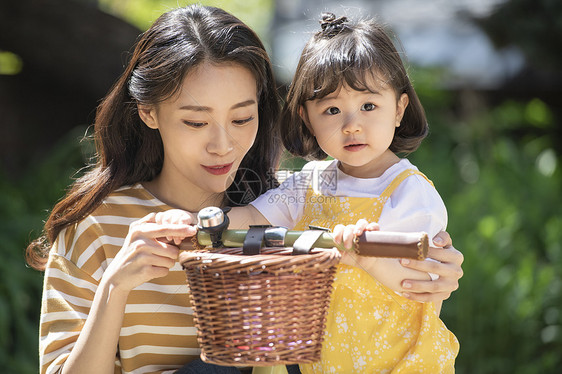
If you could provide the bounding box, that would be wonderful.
[52,184,169,270]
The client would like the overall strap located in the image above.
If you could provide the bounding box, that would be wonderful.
[379,169,434,200]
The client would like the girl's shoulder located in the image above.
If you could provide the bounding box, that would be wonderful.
[299,159,337,173]
[277,159,337,189]
[390,159,436,191]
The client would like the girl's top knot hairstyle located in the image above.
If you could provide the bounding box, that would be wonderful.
[280,12,428,160]
[319,12,349,37]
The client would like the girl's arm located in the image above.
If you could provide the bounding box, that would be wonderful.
[44,214,193,374]
[228,205,271,228]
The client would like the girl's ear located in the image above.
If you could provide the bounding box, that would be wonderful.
[298,106,315,136]
[396,93,409,127]
[137,104,158,129]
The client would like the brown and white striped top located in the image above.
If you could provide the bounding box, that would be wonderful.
[39,184,200,374]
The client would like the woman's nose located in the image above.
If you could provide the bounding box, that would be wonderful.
[206,124,234,156]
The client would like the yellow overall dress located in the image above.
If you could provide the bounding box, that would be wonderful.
[295,169,460,373]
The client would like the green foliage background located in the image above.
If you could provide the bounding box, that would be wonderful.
[1,0,561,373]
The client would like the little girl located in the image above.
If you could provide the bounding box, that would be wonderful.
[232,12,460,373]
[160,12,460,373]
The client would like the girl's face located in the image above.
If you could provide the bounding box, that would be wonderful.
[138,62,259,210]
[301,77,408,178]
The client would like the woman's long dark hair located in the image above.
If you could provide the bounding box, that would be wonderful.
[26,5,281,270]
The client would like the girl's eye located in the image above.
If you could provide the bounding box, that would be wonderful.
[362,103,376,111]
[326,107,340,115]
[232,116,255,126]
[183,120,207,128]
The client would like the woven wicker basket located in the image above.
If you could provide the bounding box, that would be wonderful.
[180,246,341,366]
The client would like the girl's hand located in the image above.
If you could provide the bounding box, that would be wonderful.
[333,219,380,270]
[103,213,197,293]
[154,209,197,245]
[399,231,464,303]
[332,218,380,250]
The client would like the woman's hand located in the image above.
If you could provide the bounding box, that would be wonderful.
[399,231,464,303]
[103,212,197,294]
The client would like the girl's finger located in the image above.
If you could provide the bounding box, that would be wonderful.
[353,219,369,236]
[365,221,380,231]
[332,224,346,244]
[342,224,356,250]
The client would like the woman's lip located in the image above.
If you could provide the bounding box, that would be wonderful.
[202,163,233,175]
[344,144,367,152]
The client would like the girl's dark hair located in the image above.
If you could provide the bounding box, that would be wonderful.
[26,5,280,270]
[281,12,428,160]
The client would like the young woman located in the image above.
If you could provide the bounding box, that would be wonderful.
[28,5,280,373]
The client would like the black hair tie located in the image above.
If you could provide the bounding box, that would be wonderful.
[319,12,348,37]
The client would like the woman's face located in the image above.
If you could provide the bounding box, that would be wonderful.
[138,62,259,210]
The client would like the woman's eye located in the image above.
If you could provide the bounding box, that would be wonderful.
[183,120,206,128]
[232,116,255,125]
[326,107,340,115]
[362,103,376,111]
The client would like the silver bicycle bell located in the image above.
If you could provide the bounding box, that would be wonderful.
[197,206,230,248]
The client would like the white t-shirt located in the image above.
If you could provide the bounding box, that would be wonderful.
[251,158,447,238]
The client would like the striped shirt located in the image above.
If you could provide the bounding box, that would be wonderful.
[40,184,200,374]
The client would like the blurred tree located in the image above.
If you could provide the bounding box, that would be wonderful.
[473,0,562,156]
[0,0,141,175]
[476,0,562,71]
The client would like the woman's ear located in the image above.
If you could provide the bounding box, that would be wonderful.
[137,104,158,129]
[298,106,315,136]
[396,93,409,127]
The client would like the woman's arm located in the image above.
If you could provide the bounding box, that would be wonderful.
[53,214,192,374]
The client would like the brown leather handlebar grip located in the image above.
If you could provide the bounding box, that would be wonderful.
[355,231,429,260]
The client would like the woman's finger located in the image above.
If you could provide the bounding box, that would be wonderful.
[150,241,180,261]
[432,230,452,247]
[401,256,463,282]
[403,291,452,303]
[134,222,197,242]
[427,246,464,267]
[402,274,458,293]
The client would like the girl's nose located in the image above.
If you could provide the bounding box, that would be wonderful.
[342,113,362,134]
[206,124,234,156]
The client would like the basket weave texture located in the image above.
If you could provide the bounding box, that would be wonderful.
[180,246,341,366]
